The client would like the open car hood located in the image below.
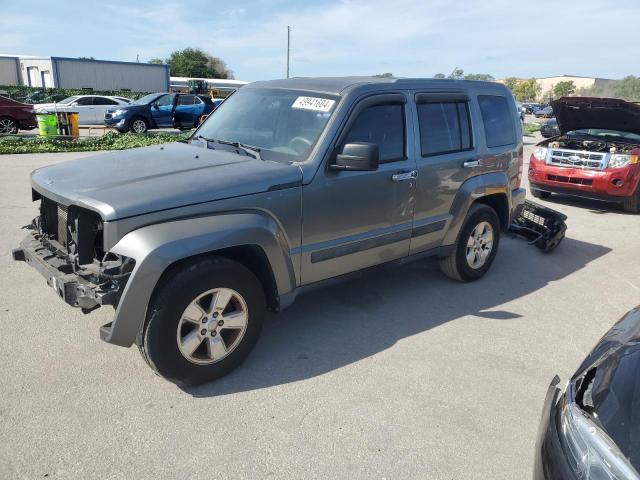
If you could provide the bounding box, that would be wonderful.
[552,97,640,136]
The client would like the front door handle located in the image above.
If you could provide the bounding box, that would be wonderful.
[391,170,417,182]
[463,160,481,168]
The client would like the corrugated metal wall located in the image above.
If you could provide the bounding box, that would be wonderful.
[54,58,169,92]
[0,57,21,85]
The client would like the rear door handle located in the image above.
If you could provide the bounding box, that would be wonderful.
[463,160,481,168]
[391,170,417,182]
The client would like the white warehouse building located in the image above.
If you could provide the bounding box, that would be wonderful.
[0,55,170,92]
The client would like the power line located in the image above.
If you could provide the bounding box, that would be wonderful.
[286,26,291,79]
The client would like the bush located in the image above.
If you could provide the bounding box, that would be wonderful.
[0,85,149,104]
[523,123,541,136]
[0,131,191,154]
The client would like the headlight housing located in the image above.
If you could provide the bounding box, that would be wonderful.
[560,400,640,479]
[608,154,638,169]
[533,147,548,161]
[110,109,126,117]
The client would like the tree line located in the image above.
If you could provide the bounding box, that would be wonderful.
[143,51,640,102]
[149,48,234,79]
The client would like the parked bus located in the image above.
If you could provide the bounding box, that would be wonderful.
[169,77,248,98]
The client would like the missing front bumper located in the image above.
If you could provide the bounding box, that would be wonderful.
[509,200,567,252]
[13,232,128,312]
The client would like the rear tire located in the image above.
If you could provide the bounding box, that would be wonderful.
[439,204,500,282]
[622,186,640,214]
[139,256,266,386]
[0,116,18,134]
[531,188,551,199]
[129,117,148,134]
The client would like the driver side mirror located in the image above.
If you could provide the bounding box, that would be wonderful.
[152,103,159,110]
[330,142,379,171]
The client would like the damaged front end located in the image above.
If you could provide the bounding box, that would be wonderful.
[12,192,134,313]
[510,200,567,252]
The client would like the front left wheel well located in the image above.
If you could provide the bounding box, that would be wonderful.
[153,245,280,313]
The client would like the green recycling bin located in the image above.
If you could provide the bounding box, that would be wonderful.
[36,113,58,137]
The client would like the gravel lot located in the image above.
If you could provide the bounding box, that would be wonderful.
[1,133,638,480]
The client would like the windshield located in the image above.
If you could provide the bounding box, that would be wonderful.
[194,88,339,162]
[567,128,640,142]
[58,96,79,104]
[132,93,164,105]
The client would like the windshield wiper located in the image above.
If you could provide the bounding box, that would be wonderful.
[216,139,262,161]
[191,135,215,145]
[191,136,262,160]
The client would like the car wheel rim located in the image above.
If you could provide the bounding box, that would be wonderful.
[465,221,494,269]
[132,120,146,133]
[0,118,16,134]
[176,288,249,365]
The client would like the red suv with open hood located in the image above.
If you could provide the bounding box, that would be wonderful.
[528,97,640,213]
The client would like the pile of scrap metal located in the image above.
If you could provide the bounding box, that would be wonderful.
[510,200,567,252]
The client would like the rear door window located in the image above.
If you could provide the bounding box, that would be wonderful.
[478,95,516,147]
[417,101,473,156]
[93,97,118,105]
[177,95,196,106]
[342,104,405,162]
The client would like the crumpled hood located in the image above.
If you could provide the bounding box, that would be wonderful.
[552,96,640,136]
[571,305,640,470]
[31,141,302,221]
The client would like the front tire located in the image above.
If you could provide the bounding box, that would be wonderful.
[129,117,148,134]
[139,256,266,386]
[439,204,500,282]
[622,186,640,213]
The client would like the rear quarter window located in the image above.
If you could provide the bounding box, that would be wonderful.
[478,95,516,148]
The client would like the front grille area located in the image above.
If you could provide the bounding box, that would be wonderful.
[37,194,104,264]
[547,175,593,186]
[547,148,606,170]
[522,208,546,227]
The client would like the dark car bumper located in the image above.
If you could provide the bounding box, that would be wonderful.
[104,115,128,129]
[19,113,37,130]
[529,158,640,201]
[534,376,577,480]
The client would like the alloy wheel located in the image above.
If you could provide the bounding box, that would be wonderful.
[465,221,494,269]
[176,288,249,365]
[131,119,147,133]
[0,118,17,134]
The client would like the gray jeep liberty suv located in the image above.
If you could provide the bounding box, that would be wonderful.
[13,77,526,386]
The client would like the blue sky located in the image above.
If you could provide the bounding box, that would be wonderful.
[1,0,638,82]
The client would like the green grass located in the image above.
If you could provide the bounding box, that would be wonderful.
[0,131,192,155]
[523,123,541,136]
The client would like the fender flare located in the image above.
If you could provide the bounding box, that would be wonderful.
[104,212,296,347]
[442,172,511,245]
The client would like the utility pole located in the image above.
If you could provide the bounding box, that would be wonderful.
[286,26,291,78]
